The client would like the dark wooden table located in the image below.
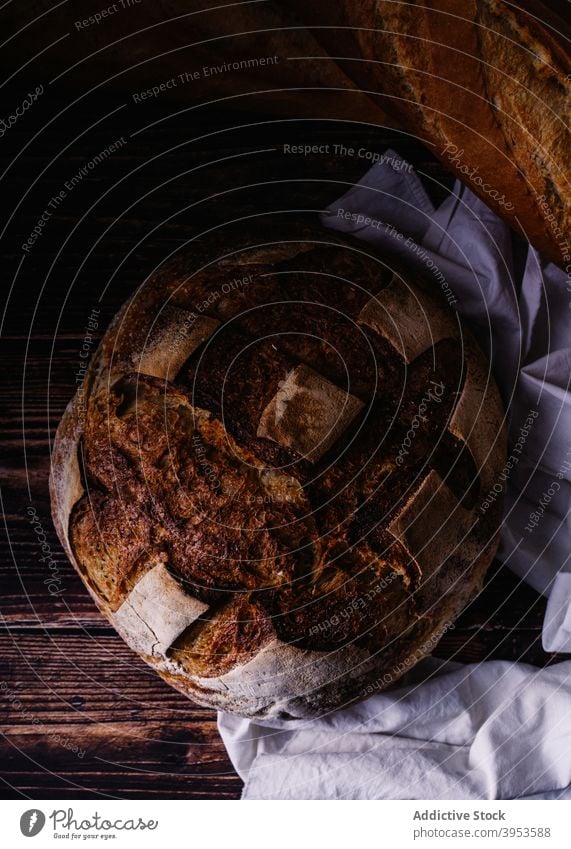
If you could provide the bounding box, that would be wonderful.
[1,87,568,799]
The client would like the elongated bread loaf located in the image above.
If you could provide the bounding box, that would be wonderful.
[285,0,570,264]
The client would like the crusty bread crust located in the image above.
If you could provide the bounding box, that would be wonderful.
[51,234,506,718]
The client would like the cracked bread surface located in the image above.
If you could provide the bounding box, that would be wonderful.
[283,0,570,264]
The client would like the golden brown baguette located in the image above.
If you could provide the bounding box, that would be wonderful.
[285,0,570,264]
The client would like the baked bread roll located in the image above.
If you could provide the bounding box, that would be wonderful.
[51,232,506,717]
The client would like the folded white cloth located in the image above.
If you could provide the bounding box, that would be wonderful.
[218,151,571,799]
[319,154,571,653]
[219,658,571,799]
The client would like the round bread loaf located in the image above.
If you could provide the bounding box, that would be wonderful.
[50,232,506,718]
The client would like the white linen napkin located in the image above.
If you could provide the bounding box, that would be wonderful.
[219,659,571,799]
[318,154,571,653]
[218,151,571,799]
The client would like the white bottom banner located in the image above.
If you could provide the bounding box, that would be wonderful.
[3,799,570,849]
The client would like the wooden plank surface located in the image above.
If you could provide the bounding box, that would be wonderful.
[0,634,239,799]
[1,86,569,800]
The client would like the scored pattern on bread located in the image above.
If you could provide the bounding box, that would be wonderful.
[137,306,220,380]
[51,234,506,717]
[388,470,475,587]
[448,335,506,495]
[112,562,209,659]
[257,364,364,461]
[358,275,458,363]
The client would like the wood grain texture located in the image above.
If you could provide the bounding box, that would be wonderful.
[1,89,568,798]
[0,634,239,799]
